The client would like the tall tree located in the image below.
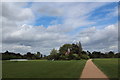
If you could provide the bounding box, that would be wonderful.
[108,51,115,58]
[78,41,82,53]
[50,48,58,55]
[35,52,41,59]
[71,43,80,55]
[59,44,72,55]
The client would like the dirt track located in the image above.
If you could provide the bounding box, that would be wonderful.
[80,59,108,79]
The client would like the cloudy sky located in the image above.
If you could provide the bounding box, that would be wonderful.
[1,2,118,55]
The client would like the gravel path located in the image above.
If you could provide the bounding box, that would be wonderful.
[80,59,109,79]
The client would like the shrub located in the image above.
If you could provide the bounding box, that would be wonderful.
[72,54,81,60]
[81,54,90,60]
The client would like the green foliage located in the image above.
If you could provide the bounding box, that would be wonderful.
[35,52,41,59]
[88,51,120,58]
[2,51,22,60]
[58,54,80,60]
[59,44,72,55]
[78,41,83,53]
[80,51,89,60]
[50,48,58,55]
[59,55,66,60]
[59,43,82,55]
[107,51,115,58]
[48,43,85,60]
[80,54,90,60]
[2,51,44,60]
[47,49,60,60]
[70,44,80,54]
[114,53,120,58]
[81,51,87,54]
[72,54,81,60]
[47,53,60,60]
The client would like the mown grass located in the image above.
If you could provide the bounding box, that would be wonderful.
[2,60,86,78]
[92,58,119,78]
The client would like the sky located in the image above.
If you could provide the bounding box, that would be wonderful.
[1,2,119,55]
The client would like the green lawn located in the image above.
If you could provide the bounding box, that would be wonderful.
[2,60,86,78]
[92,58,119,78]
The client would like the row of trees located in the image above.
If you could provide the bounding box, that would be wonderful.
[1,42,120,60]
[1,50,120,60]
[47,50,120,61]
[2,51,46,60]
[47,43,120,60]
[88,51,120,58]
[47,49,90,60]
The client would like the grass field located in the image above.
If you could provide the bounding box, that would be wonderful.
[2,60,86,78]
[92,58,119,78]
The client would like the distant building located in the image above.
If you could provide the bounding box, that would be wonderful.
[65,48,71,55]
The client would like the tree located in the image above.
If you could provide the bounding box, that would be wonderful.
[59,55,66,60]
[25,52,36,59]
[40,54,43,58]
[72,54,80,60]
[80,54,90,60]
[50,48,58,55]
[71,44,80,55]
[59,44,72,55]
[35,52,41,59]
[115,52,120,58]
[59,43,82,55]
[76,41,82,53]
[81,51,87,55]
[92,51,101,58]
[2,51,23,60]
[80,51,89,59]
[107,51,115,58]
[58,43,83,60]
[87,51,92,58]
[47,49,60,60]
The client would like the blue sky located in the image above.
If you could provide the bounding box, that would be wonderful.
[31,2,118,33]
[2,2,118,54]
[34,16,63,27]
[88,2,118,26]
[33,3,117,24]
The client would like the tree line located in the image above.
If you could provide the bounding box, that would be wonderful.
[1,51,46,60]
[1,42,120,60]
[47,43,120,60]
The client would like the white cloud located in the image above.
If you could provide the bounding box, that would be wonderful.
[30,2,109,32]
[12,45,32,52]
[2,23,118,54]
[2,24,71,54]
[77,24,118,52]
[1,2,118,55]
[2,2,35,25]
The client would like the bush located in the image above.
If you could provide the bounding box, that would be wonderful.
[59,54,81,60]
[59,55,66,60]
[72,54,81,60]
[81,54,90,60]
[47,53,60,60]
